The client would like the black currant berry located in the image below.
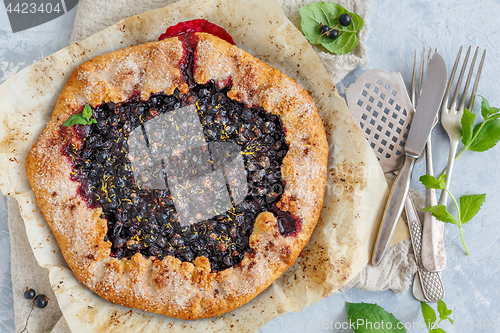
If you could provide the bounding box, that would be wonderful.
[320,24,330,34]
[34,295,48,308]
[339,13,352,26]
[24,288,36,300]
[329,29,339,40]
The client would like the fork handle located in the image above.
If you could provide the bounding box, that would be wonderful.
[422,139,447,272]
[439,139,459,205]
[372,154,416,266]
[406,195,445,302]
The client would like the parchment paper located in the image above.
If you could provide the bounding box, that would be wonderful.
[0,0,411,331]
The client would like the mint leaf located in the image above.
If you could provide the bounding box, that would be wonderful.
[348,11,364,32]
[459,194,486,224]
[323,32,359,55]
[82,103,93,120]
[63,113,90,126]
[461,108,475,146]
[481,95,490,119]
[478,96,500,119]
[421,302,437,330]
[422,205,458,225]
[437,300,454,324]
[300,4,335,41]
[299,2,363,55]
[63,104,96,127]
[489,106,500,118]
[345,302,405,333]
[420,174,446,190]
[469,119,500,152]
[488,112,500,120]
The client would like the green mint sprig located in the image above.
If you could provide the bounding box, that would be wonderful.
[345,302,406,332]
[299,2,363,55]
[63,103,97,127]
[344,300,455,332]
[457,96,500,158]
[420,174,486,255]
[421,300,454,332]
[419,96,499,255]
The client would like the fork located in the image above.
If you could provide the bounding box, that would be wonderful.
[439,46,486,206]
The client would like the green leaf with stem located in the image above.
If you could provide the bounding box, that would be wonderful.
[63,103,97,127]
[460,194,486,224]
[460,108,475,146]
[345,302,405,333]
[82,103,93,120]
[419,174,446,190]
[421,302,437,330]
[455,96,500,160]
[421,300,454,332]
[427,185,465,253]
[62,113,90,126]
[421,177,485,255]
[468,119,500,152]
[422,205,457,224]
[429,96,496,256]
[437,300,454,325]
[487,113,500,120]
[481,95,490,119]
[299,2,364,55]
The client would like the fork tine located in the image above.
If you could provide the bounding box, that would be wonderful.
[428,48,440,126]
[450,46,471,111]
[458,47,479,112]
[411,49,417,108]
[442,46,463,110]
[418,48,426,96]
[467,49,486,111]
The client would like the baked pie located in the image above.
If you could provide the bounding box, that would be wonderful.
[25,23,328,320]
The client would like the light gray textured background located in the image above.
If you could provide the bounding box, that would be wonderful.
[1,0,500,332]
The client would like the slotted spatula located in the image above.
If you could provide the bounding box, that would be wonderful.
[345,69,412,173]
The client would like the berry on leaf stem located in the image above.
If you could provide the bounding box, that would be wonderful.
[299,2,364,54]
[320,24,330,34]
[314,23,341,46]
[34,295,49,308]
[329,29,339,40]
[24,288,36,300]
[339,13,352,26]
[20,288,50,333]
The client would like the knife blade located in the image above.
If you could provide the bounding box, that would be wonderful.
[372,52,447,266]
[405,53,448,157]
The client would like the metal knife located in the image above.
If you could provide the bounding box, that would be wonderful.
[372,53,448,266]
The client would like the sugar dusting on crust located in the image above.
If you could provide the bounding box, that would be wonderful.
[68,38,186,108]
[195,34,328,229]
[25,32,328,320]
[26,134,105,271]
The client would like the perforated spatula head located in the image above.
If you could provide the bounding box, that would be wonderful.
[345,69,414,173]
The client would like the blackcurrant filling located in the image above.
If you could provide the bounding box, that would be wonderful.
[64,83,301,272]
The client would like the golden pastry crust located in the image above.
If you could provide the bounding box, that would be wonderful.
[25,33,328,320]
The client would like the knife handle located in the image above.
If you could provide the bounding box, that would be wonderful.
[372,154,416,266]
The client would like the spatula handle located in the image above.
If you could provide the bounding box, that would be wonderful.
[372,154,416,266]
